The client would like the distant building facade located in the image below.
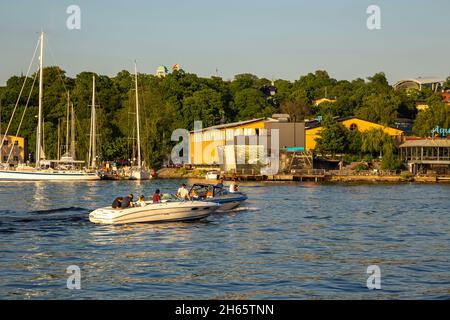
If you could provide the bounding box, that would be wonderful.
[305,117,404,151]
[189,115,305,166]
[155,65,168,78]
[0,134,26,164]
[400,138,450,175]
[442,90,450,105]
[393,77,445,92]
[313,97,337,106]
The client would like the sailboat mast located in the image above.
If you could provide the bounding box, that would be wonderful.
[66,92,70,154]
[134,62,141,169]
[35,32,44,168]
[89,74,96,168]
[57,119,61,160]
[70,102,75,159]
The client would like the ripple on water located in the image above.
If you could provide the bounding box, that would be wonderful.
[0,181,449,299]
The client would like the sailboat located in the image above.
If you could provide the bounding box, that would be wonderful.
[0,32,99,181]
[129,62,150,180]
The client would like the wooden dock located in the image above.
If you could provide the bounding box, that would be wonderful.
[223,169,327,182]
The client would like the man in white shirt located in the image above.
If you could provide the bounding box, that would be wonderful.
[177,183,191,201]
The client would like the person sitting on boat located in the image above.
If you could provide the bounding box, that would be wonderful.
[152,189,161,203]
[121,194,134,209]
[112,197,123,209]
[190,189,199,199]
[136,195,146,207]
[229,179,239,193]
[215,179,224,188]
[206,187,214,198]
[177,184,191,201]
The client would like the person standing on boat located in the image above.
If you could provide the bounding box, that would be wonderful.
[177,184,191,201]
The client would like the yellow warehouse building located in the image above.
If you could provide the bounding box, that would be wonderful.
[305,117,404,151]
[190,115,305,165]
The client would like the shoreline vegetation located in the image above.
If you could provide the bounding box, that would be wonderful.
[156,167,450,183]
[1,68,449,172]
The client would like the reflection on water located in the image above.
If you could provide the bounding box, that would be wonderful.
[0,180,450,299]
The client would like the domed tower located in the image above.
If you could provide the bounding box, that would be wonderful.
[155,65,168,78]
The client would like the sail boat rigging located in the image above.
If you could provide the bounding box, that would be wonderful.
[0,32,99,181]
[129,61,150,180]
[88,75,97,169]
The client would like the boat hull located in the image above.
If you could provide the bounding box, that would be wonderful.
[0,169,100,181]
[129,168,151,180]
[89,201,219,225]
[195,193,248,211]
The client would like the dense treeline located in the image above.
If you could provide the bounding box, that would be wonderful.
[0,68,449,168]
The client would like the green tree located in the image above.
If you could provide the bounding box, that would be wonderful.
[413,98,450,137]
[361,128,395,158]
[356,92,400,125]
[315,116,348,156]
[181,89,224,129]
[233,88,274,121]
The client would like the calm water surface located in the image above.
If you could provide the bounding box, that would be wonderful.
[0,180,449,299]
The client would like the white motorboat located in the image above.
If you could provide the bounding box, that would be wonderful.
[189,183,248,211]
[205,171,220,180]
[89,200,220,224]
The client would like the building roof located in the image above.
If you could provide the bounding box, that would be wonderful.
[190,118,266,133]
[305,116,404,133]
[400,139,450,148]
[394,77,445,88]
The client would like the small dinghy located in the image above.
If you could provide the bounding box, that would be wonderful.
[89,199,220,225]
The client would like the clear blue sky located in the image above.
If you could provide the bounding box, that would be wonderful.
[0,0,449,85]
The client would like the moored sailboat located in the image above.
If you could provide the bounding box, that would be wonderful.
[129,62,151,180]
[0,32,99,181]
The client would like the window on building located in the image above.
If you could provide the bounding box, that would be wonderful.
[3,156,7,161]
[14,140,19,146]
[350,123,358,131]
[3,140,8,146]
[13,156,19,162]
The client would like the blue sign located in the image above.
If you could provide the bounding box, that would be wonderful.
[285,147,305,151]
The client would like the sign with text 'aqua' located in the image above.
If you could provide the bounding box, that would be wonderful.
[431,126,450,137]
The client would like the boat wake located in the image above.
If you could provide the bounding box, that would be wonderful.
[0,207,90,231]
[28,206,88,214]
[217,206,260,213]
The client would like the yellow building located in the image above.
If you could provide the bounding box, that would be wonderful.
[305,117,404,151]
[313,98,337,106]
[190,116,305,165]
[0,134,26,164]
[416,102,430,112]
